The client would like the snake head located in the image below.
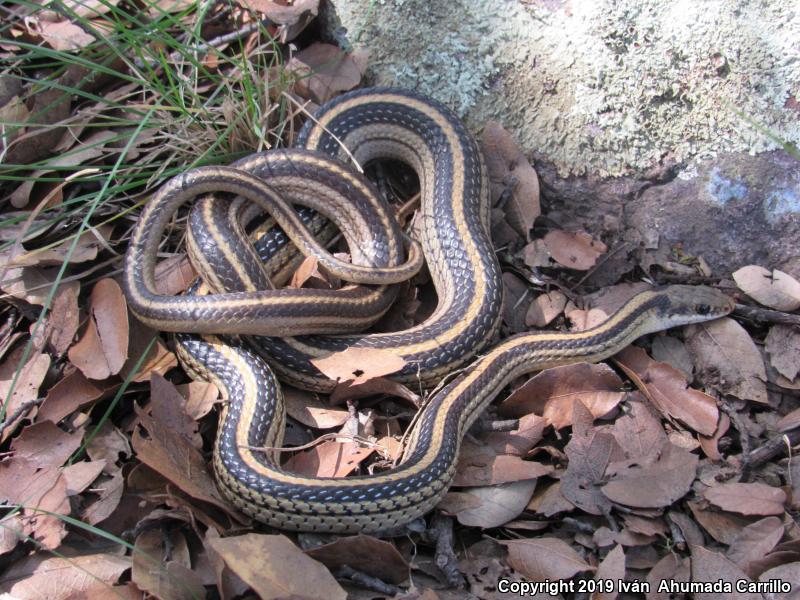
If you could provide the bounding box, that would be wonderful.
[654,285,735,328]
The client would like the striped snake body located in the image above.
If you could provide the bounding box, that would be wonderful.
[124,89,734,533]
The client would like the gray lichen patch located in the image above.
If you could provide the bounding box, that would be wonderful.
[323,0,800,178]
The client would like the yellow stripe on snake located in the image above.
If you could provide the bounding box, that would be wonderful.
[123,88,734,533]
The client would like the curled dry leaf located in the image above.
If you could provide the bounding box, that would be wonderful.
[452,479,538,529]
[482,413,546,457]
[607,396,668,464]
[304,535,410,585]
[179,380,220,420]
[543,230,607,271]
[776,407,800,433]
[154,254,196,295]
[289,43,367,104]
[651,335,694,382]
[311,346,406,385]
[602,443,698,509]
[733,265,800,312]
[68,278,129,380]
[699,412,730,460]
[207,533,347,600]
[525,290,567,328]
[500,537,594,581]
[61,459,106,496]
[39,284,79,358]
[481,121,540,239]
[614,345,719,436]
[0,256,80,307]
[499,362,624,429]
[8,225,112,268]
[704,482,786,516]
[685,317,768,404]
[687,500,754,545]
[1,552,131,600]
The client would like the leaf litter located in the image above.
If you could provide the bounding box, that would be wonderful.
[0,1,798,597]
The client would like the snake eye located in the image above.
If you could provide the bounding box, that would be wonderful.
[696,303,711,315]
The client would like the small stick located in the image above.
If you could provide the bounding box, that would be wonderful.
[335,565,401,596]
[431,514,466,589]
[734,303,800,327]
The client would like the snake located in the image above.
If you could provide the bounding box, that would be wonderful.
[123,88,735,533]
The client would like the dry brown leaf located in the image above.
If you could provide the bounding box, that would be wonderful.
[561,400,620,515]
[82,470,124,525]
[207,533,347,600]
[147,373,201,447]
[290,43,366,104]
[593,544,625,600]
[452,479,538,528]
[686,317,767,404]
[131,403,234,516]
[733,265,800,311]
[11,420,82,468]
[40,283,79,357]
[704,482,786,516]
[482,413,546,457]
[726,516,785,576]
[178,380,220,420]
[777,407,800,432]
[527,480,575,517]
[120,316,177,383]
[236,0,319,24]
[61,459,106,495]
[454,442,552,486]
[607,395,667,464]
[615,345,719,436]
[567,282,652,331]
[543,229,607,270]
[1,552,131,600]
[304,535,410,585]
[500,537,594,581]
[0,351,51,440]
[759,563,800,599]
[698,412,730,460]
[132,528,206,600]
[651,335,693,382]
[0,95,29,151]
[687,500,754,545]
[0,458,69,549]
[436,491,484,515]
[284,387,349,429]
[9,226,112,268]
[647,553,691,599]
[288,256,332,289]
[525,290,567,328]
[85,421,130,466]
[283,440,375,478]
[154,254,196,295]
[765,324,800,382]
[500,362,624,429]
[522,239,552,268]
[602,443,698,508]
[311,346,406,385]
[68,278,129,380]
[481,121,540,239]
[690,545,761,599]
[35,19,95,50]
[0,258,80,306]
[39,368,107,424]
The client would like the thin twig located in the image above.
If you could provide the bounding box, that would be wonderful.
[335,565,401,596]
[0,398,43,434]
[431,514,465,589]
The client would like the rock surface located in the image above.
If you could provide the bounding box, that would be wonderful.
[319,0,800,277]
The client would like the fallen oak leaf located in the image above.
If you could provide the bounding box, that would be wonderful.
[68,278,129,380]
[499,537,594,581]
[733,265,800,312]
[451,479,538,529]
[543,229,607,271]
[304,535,410,585]
[207,533,347,600]
[704,482,786,516]
[499,362,624,429]
[614,345,719,436]
[310,346,406,385]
